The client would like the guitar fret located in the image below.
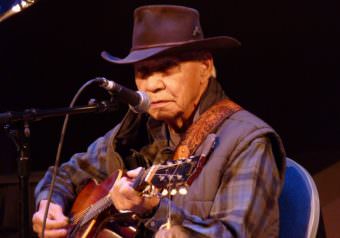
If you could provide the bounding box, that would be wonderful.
[69,154,202,235]
[80,196,112,226]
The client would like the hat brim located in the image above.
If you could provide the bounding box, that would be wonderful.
[101,36,241,64]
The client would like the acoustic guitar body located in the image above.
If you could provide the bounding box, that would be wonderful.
[66,170,137,238]
[65,154,205,238]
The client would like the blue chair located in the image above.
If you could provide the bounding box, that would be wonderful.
[279,158,320,238]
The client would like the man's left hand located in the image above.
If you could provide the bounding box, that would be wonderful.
[109,167,160,216]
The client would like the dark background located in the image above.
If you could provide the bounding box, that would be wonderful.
[0,0,339,196]
[0,0,339,237]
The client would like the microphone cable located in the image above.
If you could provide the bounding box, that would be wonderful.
[41,78,100,238]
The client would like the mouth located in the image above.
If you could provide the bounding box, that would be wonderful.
[150,100,173,108]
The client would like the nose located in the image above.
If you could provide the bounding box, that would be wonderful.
[142,73,165,93]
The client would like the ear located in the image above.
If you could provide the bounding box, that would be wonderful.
[199,58,214,84]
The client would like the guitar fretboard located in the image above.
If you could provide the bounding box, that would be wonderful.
[71,195,112,227]
[70,155,200,229]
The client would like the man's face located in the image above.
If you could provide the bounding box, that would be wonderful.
[134,55,212,128]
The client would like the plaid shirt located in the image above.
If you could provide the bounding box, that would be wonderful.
[35,79,285,237]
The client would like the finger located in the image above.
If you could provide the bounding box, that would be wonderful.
[39,228,68,238]
[33,219,68,233]
[33,211,68,228]
[50,210,68,223]
[142,195,160,208]
[111,177,127,194]
[44,218,69,229]
[32,211,49,231]
[33,221,42,234]
[126,167,143,178]
[37,200,67,221]
[33,220,68,237]
[116,176,131,186]
[32,212,43,226]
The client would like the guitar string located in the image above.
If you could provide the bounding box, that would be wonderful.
[79,196,112,226]
[70,158,198,227]
[165,160,181,229]
[156,159,196,169]
[71,207,91,224]
[154,159,197,175]
[159,156,201,228]
[71,195,111,225]
[154,160,196,177]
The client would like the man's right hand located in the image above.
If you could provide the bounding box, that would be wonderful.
[32,200,69,238]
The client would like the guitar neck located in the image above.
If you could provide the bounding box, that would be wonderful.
[70,154,205,228]
[73,195,113,226]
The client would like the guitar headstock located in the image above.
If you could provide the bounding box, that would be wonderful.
[133,155,200,197]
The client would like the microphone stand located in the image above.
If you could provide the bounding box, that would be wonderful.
[0,99,118,238]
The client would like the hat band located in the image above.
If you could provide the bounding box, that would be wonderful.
[131,39,201,51]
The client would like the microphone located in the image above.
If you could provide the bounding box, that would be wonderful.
[95,77,150,113]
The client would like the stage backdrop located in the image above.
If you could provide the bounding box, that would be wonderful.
[0,0,339,237]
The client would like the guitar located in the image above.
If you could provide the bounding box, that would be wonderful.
[66,155,204,238]
[66,134,216,238]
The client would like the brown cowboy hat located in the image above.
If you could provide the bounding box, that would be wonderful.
[101,5,241,64]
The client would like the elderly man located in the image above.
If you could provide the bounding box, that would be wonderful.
[32,5,285,238]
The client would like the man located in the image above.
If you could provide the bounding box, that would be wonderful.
[32,5,286,238]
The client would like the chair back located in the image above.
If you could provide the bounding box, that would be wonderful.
[279,158,320,238]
